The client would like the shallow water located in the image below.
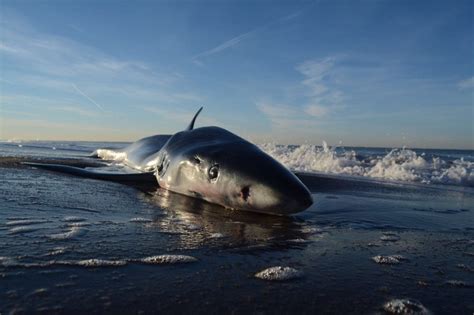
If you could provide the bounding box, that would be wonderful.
[0,141,473,314]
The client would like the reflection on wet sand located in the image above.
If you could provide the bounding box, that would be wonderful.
[139,188,311,250]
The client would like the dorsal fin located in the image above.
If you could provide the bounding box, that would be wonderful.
[185,107,203,131]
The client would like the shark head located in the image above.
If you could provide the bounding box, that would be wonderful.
[155,123,313,215]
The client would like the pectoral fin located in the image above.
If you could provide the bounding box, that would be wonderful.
[23,162,157,183]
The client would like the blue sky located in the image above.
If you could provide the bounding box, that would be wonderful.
[0,0,472,149]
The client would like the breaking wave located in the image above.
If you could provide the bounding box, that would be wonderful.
[94,149,127,161]
[259,142,473,187]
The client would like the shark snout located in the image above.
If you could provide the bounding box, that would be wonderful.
[274,180,313,214]
[237,176,313,215]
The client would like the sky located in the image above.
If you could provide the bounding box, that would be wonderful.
[0,0,473,149]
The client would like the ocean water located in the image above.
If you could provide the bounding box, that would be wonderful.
[1,140,473,314]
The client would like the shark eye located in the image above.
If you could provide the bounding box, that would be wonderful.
[208,165,219,181]
[158,161,168,176]
[157,155,169,176]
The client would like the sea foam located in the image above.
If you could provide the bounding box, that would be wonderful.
[129,217,153,223]
[372,255,408,265]
[9,226,42,234]
[94,149,127,162]
[254,266,303,281]
[62,216,86,222]
[139,255,197,264]
[73,259,127,267]
[382,299,431,315]
[49,227,84,240]
[259,142,473,187]
[6,219,49,226]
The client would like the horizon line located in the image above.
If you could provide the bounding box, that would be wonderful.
[1,138,472,151]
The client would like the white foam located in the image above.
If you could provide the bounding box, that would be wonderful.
[0,255,200,268]
[32,288,49,295]
[45,259,127,267]
[67,222,90,227]
[139,255,197,264]
[372,255,407,265]
[94,149,127,162]
[301,227,324,235]
[0,256,18,267]
[129,217,153,223]
[445,280,471,287]
[383,299,431,315]
[186,224,201,231]
[62,216,86,222]
[73,259,127,267]
[1,260,58,268]
[431,158,474,186]
[209,233,224,238]
[6,219,48,226]
[255,266,303,281]
[49,227,84,240]
[9,226,42,234]
[380,233,401,242]
[258,142,473,187]
[288,238,308,243]
[47,247,67,256]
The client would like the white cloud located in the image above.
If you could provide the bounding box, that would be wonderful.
[280,11,303,22]
[1,21,150,79]
[0,12,201,114]
[304,83,328,96]
[0,15,174,84]
[256,102,298,118]
[256,102,298,127]
[297,57,335,82]
[1,94,101,116]
[256,101,319,128]
[48,106,97,117]
[257,56,344,126]
[0,117,128,141]
[458,76,474,90]
[296,56,345,114]
[68,24,84,33]
[0,42,26,54]
[304,104,328,117]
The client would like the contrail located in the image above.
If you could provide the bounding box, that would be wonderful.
[192,10,305,63]
[72,83,104,111]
